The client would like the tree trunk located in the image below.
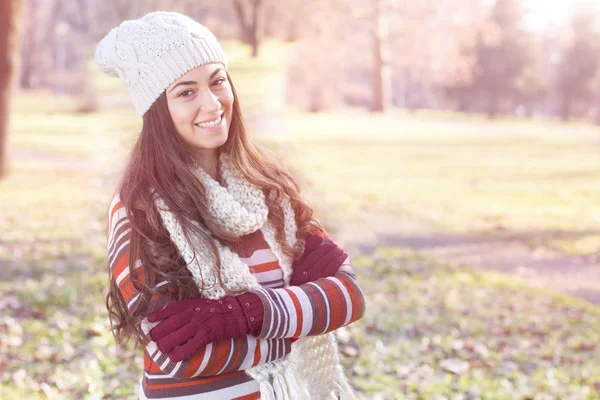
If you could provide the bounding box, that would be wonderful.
[371,0,391,112]
[0,0,23,179]
[487,95,499,119]
[232,0,264,58]
[560,96,572,121]
[249,0,263,57]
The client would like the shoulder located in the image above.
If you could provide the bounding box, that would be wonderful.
[305,220,331,240]
[107,192,131,235]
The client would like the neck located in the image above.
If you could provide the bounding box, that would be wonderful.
[193,150,219,180]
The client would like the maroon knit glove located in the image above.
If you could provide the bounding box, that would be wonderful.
[147,292,264,362]
[290,234,348,286]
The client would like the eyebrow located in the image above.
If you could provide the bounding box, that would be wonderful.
[168,68,225,93]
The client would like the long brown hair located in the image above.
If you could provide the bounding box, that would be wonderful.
[107,72,319,345]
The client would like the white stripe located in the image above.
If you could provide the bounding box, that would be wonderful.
[338,263,353,274]
[256,288,277,338]
[217,340,235,375]
[239,336,257,370]
[138,377,259,400]
[155,279,167,289]
[144,371,177,380]
[274,338,280,359]
[252,269,283,284]
[330,276,354,326]
[109,239,129,267]
[161,356,182,378]
[109,193,121,213]
[263,281,285,289]
[127,293,140,310]
[273,289,298,337]
[290,287,314,336]
[258,336,269,364]
[145,339,182,378]
[108,218,128,250]
[115,259,140,285]
[109,207,128,239]
[192,342,213,377]
[240,248,277,265]
[115,266,130,286]
[268,290,286,338]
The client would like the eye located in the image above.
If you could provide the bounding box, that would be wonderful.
[212,78,226,87]
[178,89,195,98]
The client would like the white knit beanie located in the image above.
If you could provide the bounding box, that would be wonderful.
[95,11,228,117]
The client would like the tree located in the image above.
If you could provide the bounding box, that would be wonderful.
[469,0,543,118]
[556,10,600,121]
[232,0,265,57]
[343,0,486,112]
[370,0,392,112]
[388,0,487,111]
[0,0,23,178]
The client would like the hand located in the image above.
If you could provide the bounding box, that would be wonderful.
[290,234,348,286]
[147,292,264,362]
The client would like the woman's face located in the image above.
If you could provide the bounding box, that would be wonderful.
[166,63,234,155]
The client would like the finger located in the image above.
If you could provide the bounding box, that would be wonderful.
[169,333,206,362]
[310,246,344,270]
[150,310,192,342]
[147,300,192,322]
[305,234,324,251]
[308,248,343,278]
[302,241,337,269]
[295,235,324,264]
[321,253,347,279]
[156,323,197,353]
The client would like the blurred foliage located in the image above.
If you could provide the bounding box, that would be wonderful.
[10,0,600,120]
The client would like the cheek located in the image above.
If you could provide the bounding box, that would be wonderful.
[169,104,194,129]
[221,87,235,109]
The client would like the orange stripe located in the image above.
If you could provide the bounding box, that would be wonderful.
[109,201,124,226]
[181,344,208,378]
[336,274,364,323]
[305,285,325,334]
[321,279,344,331]
[228,337,244,371]
[250,260,280,273]
[252,339,261,366]
[202,340,232,376]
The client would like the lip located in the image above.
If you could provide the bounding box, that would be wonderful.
[195,112,224,130]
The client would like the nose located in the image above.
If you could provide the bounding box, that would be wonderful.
[197,88,221,114]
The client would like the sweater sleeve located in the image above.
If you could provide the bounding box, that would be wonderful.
[251,225,366,340]
[107,194,292,378]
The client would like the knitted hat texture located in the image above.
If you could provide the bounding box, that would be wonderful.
[95,11,228,116]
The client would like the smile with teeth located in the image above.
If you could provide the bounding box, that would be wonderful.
[195,113,223,128]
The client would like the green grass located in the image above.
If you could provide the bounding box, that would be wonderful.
[257,109,600,256]
[342,247,600,399]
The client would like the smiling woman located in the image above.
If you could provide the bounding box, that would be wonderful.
[165,65,234,173]
[95,10,364,400]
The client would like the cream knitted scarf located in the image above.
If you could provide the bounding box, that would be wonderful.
[153,153,355,399]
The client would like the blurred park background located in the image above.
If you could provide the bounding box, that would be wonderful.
[1,0,600,399]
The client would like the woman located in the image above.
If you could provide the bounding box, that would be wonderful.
[98,11,366,400]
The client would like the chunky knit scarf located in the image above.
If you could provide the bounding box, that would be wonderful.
[153,153,355,399]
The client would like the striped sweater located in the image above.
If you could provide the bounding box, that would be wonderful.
[107,194,366,399]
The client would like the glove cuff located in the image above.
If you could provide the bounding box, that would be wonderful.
[237,291,264,336]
